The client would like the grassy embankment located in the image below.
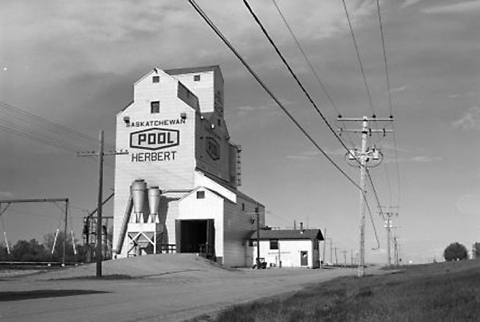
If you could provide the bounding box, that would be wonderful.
[211,260,480,322]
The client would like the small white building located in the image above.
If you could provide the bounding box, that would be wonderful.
[248,229,324,268]
[112,65,265,267]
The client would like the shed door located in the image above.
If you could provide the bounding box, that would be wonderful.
[206,219,215,258]
[300,251,308,266]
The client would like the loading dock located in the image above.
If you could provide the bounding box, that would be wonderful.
[176,219,215,259]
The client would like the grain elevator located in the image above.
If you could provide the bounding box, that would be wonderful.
[112,66,265,267]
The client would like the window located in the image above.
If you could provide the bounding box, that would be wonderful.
[217,119,221,127]
[194,75,201,81]
[269,239,279,250]
[196,191,205,199]
[152,76,160,83]
[242,203,245,211]
[150,101,160,114]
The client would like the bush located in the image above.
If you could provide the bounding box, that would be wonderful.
[444,242,468,261]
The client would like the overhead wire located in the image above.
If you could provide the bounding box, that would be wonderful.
[188,0,361,190]
[243,0,387,241]
[268,0,387,241]
[375,0,402,208]
[340,0,376,116]
[0,101,115,151]
[340,0,400,213]
[363,191,380,249]
[242,0,359,164]
[269,0,355,148]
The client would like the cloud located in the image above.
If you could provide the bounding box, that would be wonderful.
[286,147,346,161]
[408,156,442,162]
[457,194,480,215]
[422,1,480,14]
[383,155,442,163]
[0,191,14,198]
[452,106,480,131]
[402,0,421,8]
[389,86,408,94]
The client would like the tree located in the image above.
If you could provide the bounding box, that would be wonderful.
[11,239,47,262]
[474,243,480,259]
[43,231,84,263]
[0,242,9,261]
[444,242,468,261]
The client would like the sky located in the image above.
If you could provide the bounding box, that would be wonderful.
[0,0,479,265]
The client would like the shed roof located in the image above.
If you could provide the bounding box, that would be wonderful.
[247,229,324,241]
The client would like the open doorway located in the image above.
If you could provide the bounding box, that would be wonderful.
[176,219,215,258]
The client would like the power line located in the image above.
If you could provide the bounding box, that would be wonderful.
[244,1,390,224]
[243,0,358,161]
[374,0,402,208]
[375,0,393,117]
[340,0,376,116]
[270,0,355,147]
[0,101,115,151]
[267,0,394,214]
[188,0,361,190]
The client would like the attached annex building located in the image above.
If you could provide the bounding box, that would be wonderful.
[248,229,324,268]
[112,66,265,267]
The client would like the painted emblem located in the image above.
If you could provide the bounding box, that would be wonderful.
[206,137,220,160]
[130,128,179,151]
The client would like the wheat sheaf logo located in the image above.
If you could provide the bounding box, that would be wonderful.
[206,137,220,160]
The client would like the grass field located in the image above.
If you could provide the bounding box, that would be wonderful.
[210,260,480,322]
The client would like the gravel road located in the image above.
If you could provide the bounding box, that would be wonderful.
[0,255,369,322]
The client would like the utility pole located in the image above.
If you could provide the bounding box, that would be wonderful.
[342,250,347,267]
[338,116,393,277]
[334,247,338,265]
[382,211,397,267]
[78,131,128,278]
[62,199,69,266]
[255,206,260,269]
[322,227,327,267]
[329,238,333,265]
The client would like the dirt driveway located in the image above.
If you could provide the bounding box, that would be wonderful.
[0,256,369,322]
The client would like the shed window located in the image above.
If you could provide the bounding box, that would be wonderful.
[152,76,160,83]
[196,191,205,199]
[150,101,160,114]
[242,203,245,211]
[269,239,279,250]
[194,75,201,81]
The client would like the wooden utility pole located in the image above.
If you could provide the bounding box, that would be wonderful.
[96,131,104,277]
[63,199,69,266]
[78,131,127,278]
[321,227,327,268]
[338,116,393,277]
[256,206,260,269]
[383,212,397,266]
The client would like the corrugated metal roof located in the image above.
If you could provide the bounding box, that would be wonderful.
[247,229,324,241]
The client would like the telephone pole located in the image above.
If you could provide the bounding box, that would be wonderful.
[322,227,327,267]
[78,130,128,278]
[338,116,393,277]
[382,211,397,266]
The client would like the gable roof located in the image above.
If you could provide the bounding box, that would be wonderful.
[165,65,222,78]
[247,229,324,241]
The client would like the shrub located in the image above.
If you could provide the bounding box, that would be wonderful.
[444,242,468,261]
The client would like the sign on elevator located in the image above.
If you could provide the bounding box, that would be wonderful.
[130,128,180,150]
